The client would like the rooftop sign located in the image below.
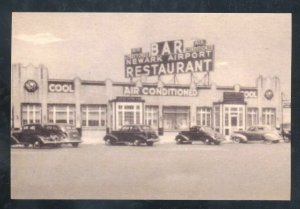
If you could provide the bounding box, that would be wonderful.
[125,39,214,78]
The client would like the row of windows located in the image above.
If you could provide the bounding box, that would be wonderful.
[22,104,107,127]
[20,104,277,129]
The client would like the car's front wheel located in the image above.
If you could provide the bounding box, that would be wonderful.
[33,140,43,149]
[146,141,154,146]
[232,137,241,144]
[72,143,79,148]
[213,141,221,145]
[133,139,141,146]
[105,138,113,145]
[176,137,183,144]
[204,138,212,145]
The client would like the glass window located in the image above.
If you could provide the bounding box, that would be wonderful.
[196,107,212,127]
[247,108,259,127]
[81,105,107,127]
[262,108,276,128]
[163,106,190,130]
[116,103,142,129]
[21,104,42,125]
[145,106,159,129]
[214,106,220,128]
[48,104,75,125]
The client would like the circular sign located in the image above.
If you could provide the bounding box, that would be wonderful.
[24,80,38,92]
[264,89,274,100]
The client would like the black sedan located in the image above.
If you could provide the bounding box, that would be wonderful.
[175,126,225,145]
[103,125,159,146]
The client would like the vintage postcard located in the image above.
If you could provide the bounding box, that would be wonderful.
[11,13,291,200]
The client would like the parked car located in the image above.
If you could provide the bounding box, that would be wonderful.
[281,123,291,142]
[103,125,159,146]
[175,126,225,145]
[11,123,81,148]
[231,126,282,144]
[44,124,82,147]
[11,124,62,148]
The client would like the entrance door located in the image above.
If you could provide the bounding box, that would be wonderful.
[223,105,245,136]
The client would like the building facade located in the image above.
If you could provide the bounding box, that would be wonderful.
[11,63,283,140]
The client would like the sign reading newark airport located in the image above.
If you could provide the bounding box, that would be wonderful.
[124,40,214,78]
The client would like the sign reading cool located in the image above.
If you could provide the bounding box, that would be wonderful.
[48,81,75,93]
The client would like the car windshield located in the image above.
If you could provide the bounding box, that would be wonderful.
[61,125,76,132]
[140,125,152,131]
[256,126,275,131]
[201,126,214,134]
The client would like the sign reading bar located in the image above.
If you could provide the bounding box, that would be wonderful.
[123,86,198,97]
[48,81,75,93]
[125,39,214,78]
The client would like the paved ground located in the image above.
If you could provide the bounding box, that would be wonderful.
[11,141,290,200]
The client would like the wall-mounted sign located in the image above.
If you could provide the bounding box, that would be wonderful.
[24,80,38,92]
[124,39,214,78]
[48,81,75,93]
[114,96,144,102]
[123,86,198,97]
[223,92,245,104]
[264,89,274,100]
[240,90,257,98]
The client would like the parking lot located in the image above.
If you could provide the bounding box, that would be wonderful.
[11,141,290,200]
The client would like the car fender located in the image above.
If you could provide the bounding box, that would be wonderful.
[103,134,118,141]
[231,133,248,142]
[11,134,20,144]
[263,133,281,141]
[175,133,189,141]
[135,134,148,141]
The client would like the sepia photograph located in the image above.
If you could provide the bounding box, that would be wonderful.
[10,13,291,200]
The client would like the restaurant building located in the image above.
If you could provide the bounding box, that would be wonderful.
[11,39,285,142]
[11,63,282,139]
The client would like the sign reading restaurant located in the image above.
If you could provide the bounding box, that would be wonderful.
[125,39,214,78]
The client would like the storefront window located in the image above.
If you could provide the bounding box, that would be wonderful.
[196,107,211,127]
[81,105,107,127]
[145,106,159,129]
[116,103,142,129]
[214,106,220,132]
[21,104,42,125]
[163,106,190,130]
[48,104,75,125]
[247,108,258,127]
[262,108,276,128]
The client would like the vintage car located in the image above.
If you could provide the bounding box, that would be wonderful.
[281,123,291,142]
[175,126,225,145]
[103,125,159,146]
[44,124,82,147]
[231,126,282,144]
[11,123,81,148]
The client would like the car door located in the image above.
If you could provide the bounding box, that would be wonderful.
[190,127,200,141]
[255,127,265,141]
[26,125,37,143]
[244,127,256,141]
[129,126,140,142]
[117,126,130,142]
[20,125,30,143]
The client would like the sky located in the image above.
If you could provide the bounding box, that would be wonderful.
[12,13,291,97]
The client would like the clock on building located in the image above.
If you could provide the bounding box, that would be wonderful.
[24,80,38,92]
